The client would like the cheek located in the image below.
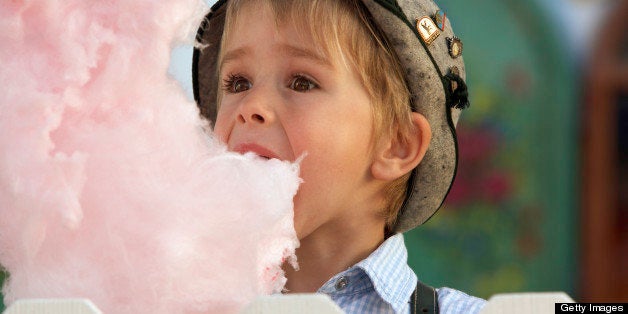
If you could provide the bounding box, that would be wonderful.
[284,106,373,170]
[212,108,232,143]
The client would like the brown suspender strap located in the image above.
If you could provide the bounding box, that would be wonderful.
[409,280,439,314]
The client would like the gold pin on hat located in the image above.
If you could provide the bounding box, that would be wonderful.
[416,16,440,45]
[447,36,463,58]
[449,66,460,92]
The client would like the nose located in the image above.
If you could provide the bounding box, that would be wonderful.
[235,89,276,126]
[238,112,265,124]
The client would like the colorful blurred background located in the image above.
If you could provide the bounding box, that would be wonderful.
[401,0,627,303]
[1,0,626,310]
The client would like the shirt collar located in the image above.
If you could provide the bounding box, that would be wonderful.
[317,234,417,313]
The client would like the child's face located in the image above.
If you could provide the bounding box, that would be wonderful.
[214,4,380,239]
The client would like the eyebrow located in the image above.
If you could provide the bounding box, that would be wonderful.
[220,47,250,69]
[220,44,332,69]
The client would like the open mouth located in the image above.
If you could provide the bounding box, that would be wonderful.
[233,143,279,160]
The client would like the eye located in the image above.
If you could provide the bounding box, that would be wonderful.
[289,74,318,92]
[223,74,252,93]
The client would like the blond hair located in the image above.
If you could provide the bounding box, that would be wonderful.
[220,0,414,232]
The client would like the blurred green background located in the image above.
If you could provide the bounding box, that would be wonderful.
[404,0,578,299]
[402,0,627,303]
[2,0,625,311]
[0,271,5,311]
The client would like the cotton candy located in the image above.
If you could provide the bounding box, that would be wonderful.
[0,1,301,313]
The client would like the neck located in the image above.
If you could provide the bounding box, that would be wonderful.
[283,219,385,293]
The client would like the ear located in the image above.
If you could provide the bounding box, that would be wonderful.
[371,112,431,181]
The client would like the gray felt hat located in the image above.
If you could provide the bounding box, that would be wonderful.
[192,0,469,233]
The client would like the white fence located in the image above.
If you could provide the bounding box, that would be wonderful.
[3,292,574,314]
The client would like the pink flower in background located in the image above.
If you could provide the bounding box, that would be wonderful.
[447,123,512,206]
[457,124,500,163]
[481,171,512,204]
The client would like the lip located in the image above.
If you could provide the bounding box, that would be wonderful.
[232,143,280,160]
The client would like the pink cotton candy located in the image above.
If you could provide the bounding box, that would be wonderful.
[0,1,301,313]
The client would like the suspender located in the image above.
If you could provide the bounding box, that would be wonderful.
[409,280,439,314]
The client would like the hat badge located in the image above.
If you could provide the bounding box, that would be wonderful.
[432,10,447,31]
[416,16,440,45]
[447,36,463,58]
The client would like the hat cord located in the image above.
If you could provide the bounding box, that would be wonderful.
[443,72,470,110]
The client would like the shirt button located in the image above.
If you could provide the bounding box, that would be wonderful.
[335,276,348,291]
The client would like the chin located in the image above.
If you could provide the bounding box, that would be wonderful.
[292,218,307,240]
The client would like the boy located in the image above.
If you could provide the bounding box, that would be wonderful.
[193,0,485,313]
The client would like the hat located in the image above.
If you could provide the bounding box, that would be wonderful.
[192,0,469,233]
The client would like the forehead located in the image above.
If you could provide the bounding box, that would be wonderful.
[221,0,355,69]
[221,44,332,71]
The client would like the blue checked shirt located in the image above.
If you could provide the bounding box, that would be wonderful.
[317,234,486,314]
